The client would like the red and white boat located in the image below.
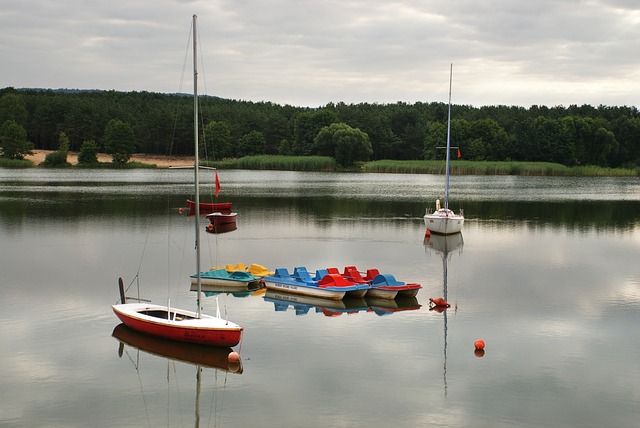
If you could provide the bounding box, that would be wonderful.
[185,170,233,215]
[207,211,237,226]
[112,15,242,348]
[112,301,243,347]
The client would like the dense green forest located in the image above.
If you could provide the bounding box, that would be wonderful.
[1,87,639,169]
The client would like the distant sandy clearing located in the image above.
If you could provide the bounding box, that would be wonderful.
[25,150,193,168]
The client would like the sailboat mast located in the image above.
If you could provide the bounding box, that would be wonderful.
[444,63,452,211]
[193,14,202,318]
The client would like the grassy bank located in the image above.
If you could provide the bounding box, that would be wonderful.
[4,153,638,176]
[362,160,639,177]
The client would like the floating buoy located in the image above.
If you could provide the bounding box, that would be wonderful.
[228,351,240,363]
[429,297,450,307]
[474,339,485,351]
[425,229,431,238]
[178,207,183,214]
[207,223,214,231]
[228,351,241,372]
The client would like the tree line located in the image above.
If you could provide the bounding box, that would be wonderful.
[1,87,639,168]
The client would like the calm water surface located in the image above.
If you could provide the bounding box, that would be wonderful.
[1,169,639,427]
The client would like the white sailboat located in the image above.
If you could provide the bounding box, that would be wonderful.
[112,15,243,347]
[424,64,464,235]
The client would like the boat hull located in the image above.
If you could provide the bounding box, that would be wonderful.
[112,324,241,372]
[187,199,232,215]
[112,303,242,347]
[424,209,464,235]
[262,280,346,300]
[396,287,421,298]
[191,269,262,289]
[346,289,368,298]
[366,288,398,300]
[207,212,238,226]
[191,276,259,288]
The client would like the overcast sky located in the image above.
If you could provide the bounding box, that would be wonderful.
[2,0,639,108]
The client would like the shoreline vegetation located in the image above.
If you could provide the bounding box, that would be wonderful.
[1,150,637,177]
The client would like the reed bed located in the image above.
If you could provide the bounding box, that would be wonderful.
[0,158,34,168]
[4,154,637,176]
[232,155,337,171]
[74,161,157,169]
[362,160,639,177]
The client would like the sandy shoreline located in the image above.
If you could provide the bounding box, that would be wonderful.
[25,150,194,168]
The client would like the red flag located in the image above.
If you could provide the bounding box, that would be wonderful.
[215,170,221,197]
[457,148,461,159]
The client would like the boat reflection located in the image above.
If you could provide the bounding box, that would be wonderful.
[425,232,464,257]
[190,281,264,297]
[264,290,368,316]
[112,323,242,373]
[424,233,464,397]
[424,233,464,310]
[366,296,421,316]
[264,290,421,317]
[205,221,237,234]
[112,321,241,427]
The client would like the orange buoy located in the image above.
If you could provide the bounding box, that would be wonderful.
[207,223,214,231]
[228,351,241,372]
[474,339,485,351]
[228,351,240,363]
[429,297,450,307]
[425,229,431,237]
[178,207,183,214]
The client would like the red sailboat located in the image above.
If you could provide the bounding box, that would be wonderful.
[112,15,242,348]
[186,170,233,214]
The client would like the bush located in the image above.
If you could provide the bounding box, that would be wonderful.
[41,150,71,167]
[78,140,99,165]
[41,132,71,167]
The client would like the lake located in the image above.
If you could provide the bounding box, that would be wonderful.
[1,169,639,427]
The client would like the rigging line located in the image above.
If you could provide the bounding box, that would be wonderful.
[117,218,150,301]
[205,369,226,428]
[122,348,152,428]
[198,96,210,162]
[163,187,175,301]
[214,232,220,269]
[168,19,195,158]
[194,20,217,163]
[210,369,230,428]
[168,360,187,428]
[171,209,191,306]
[136,223,152,278]
[196,22,210,100]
